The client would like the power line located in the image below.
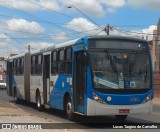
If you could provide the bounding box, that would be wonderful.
[0,1,81,33]
[0,14,20,19]
[0,28,100,40]
[0,13,101,28]
[67,5,103,30]
[25,0,73,19]
[0,26,49,36]
[112,27,159,36]
[0,1,102,37]
[112,24,153,28]
[3,33,27,50]
[2,13,159,36]
[2,1,159,39]
[95,30,104,36]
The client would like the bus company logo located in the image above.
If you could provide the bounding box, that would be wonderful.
[130,97,140,102]
[2,124,11,129]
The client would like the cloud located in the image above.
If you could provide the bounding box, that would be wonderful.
[0,33,11,54]
[0,33,10,45]
[6,18,44,35]
[100,0,126,7]
[107,8,116,13]
[138,25,157,40]
[61,0,105,17]
[0,0,60,11]
[100,0,126,13]
[38,0,60,11]
[110,25,157,40]
[127,0,160,11]
[26,42,54,50]
[0,0,126,17]
[9,46,20,54]
[61,0,127,16]
[0,33,20,55]
[51,32,69,42]
[65,17,102,35]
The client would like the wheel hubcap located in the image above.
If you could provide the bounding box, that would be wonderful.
[67,102,71,114]
[37,97,40,108]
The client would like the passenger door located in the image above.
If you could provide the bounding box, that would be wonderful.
[43,55,50,104]
[74,51,87,113]
[7,61,13,96]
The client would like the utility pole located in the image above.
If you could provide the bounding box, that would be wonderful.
[104,24,110,35]
[28,45,30,52]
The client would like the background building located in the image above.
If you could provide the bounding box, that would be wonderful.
[150,19,160,97]
[0,57,6,72]
[0,54,17,81]
[0,57,6,81]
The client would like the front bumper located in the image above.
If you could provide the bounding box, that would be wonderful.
[87,98,152,116]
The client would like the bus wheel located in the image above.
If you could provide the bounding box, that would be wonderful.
[65,97,73,120]
[115,115,127,121]
[36,93,42,111]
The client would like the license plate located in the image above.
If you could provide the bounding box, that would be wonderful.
[119,109,130,114]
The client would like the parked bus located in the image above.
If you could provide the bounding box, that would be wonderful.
[6,35,153,121]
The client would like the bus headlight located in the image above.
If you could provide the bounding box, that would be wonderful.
[142,93,152,104]
[93,93,103,103]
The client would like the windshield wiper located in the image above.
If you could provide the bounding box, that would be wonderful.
[129,62,135,76]
[144,65,148,82]
[104,49,118,80]
[127,51,137,78]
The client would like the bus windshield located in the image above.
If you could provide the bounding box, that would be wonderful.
[90,49,151,90]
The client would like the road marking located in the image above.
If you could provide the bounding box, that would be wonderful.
[0,100,24,112]
[0,100,16,108]
[9,102,18,108]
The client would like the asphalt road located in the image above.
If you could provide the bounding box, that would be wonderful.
[0,90,160,131]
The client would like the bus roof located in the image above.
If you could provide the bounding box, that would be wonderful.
[7,38,79,60]
[55,39,79,49]
[88,35,148,43]
[8,53,25,60]
[7,35,148,60]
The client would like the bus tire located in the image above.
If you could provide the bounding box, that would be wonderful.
[115,115,127,121]
[36,92,42,111]
[65,97,73,120]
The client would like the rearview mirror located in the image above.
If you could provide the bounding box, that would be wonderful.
[83,51,89,66]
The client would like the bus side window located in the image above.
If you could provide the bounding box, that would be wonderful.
[36,54,42,75]
[18,58,23,75]
[58,49,65,74]
[13,59,17,75]
[31,55,36,75]
[65,48,72,74]
[21,57,24,75]
[51,51,58,75]
[16,59,18,75]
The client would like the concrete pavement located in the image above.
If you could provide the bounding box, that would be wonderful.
[0,100,73,132]
[0,98,160,123]
[0,101,55,123]
[0,97,160,131]
[153,98,160,106]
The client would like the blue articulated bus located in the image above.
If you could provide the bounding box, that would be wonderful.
[6,35,153,121]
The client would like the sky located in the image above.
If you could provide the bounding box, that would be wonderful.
[0,0,160,56]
